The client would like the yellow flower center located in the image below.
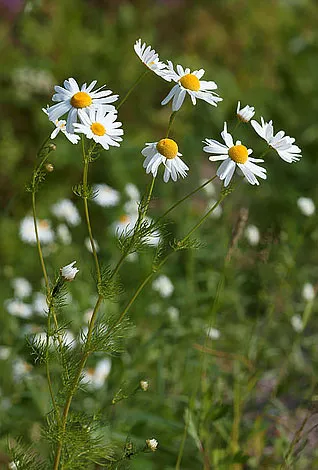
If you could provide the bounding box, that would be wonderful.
[90,122,106,136]
[179,74,200,91]
[228,144,248,164]
[120,215,130,223]
[39,220,49,229]
[70,91,92,108]
[156,138,178,159]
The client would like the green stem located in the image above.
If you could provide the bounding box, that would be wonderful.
[45,300,60,422]
[166,111,177,137]
[32,192,50,293]
[117,69,149,110]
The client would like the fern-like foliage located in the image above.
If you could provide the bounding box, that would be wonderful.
[72,183,95,199]
[98,266,124,301]
[8,439,45,470]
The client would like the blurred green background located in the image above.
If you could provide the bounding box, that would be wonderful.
[1,0,318,468]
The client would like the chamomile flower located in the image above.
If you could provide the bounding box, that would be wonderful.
[19,216,54,245]
[60,261,79,281]
[47,78,118,132]
[203,122,267,187]
[42,107,80,144]
[93,184,120,207]
[51,199,80,226]
[297,197,315,216]
[152,275,174,298]
[161,62,222,111]
[74,108,123,150]
[83,358,112,389]
[5,299,32,318]
[236,101,255,122]
[85,237,100,253]
[142,138,189,182]
[134,39,171,80]
[251,117,302,163]
[12,278,32,299]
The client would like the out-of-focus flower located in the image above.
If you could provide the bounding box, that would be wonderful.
[47,78,118,132]
[152,275,174,298]
[85,237,99,253]
[146,438,158,452]
[203,122,267,187]
[83,358,112,389]
[125,183,140,201]
[57,224,72,245]
[142,139,188,182]
[140,380,149,391]
[74,108,123,150]
[251,117,302,163]
[13,358,32,381]
[167,306,179,322]
[161,62,222,111]
[245,225,260,246]
[291,315,304,333]
[236,101,255,122]
[206,326,221,340]
[33,292,47,315]
[112,214,138,237]
[302,283,315,302]
[201,179,216,197]
[5,299,32,318]
[60,261,79,281]
[8,461,19,470]
[51,199,80,226]
[20,216,54,245]
[0,346,11,360]
[12,67,54,98]
[93,183,120,207]
[11,277,32,298]
[208,199,222,218]
[297,197,315,216]
[134,39,171,80]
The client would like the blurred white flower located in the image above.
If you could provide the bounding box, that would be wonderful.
[140,380,149,391]
[5,299,32,318]
[12,66,54,98]
[125,183,140,201]
[291,315,304,333]
[302,283,315,302]
[8,461,19,470]
[0,346,11,360]
[64,330,75,348]
[201,179,216,197]
[206,326,221,340]
[51,199,80,226]
[245,225,260,246]
[60,261,79,281]
[74,109,123,150]
[161,62,222,111]
[20,216,54,245]
[152,275,174,298]
[11,277,32,298]
[57,224,72,245]
[112,214,138,237]
[33,292,47,315]
[208,199,222,218]
[297,197,315,216]
[85,237,100,253]
[146,438,158,452]
[13,358,32,381]
[236,101,255,123]
[83,358,112,389]
[134,39,171,80]
[123,200,139,216]
[83,309,94,324]
[142,139,189,182]
[126,253,138,262]
[93,183,120,207]
[167,306,179,322]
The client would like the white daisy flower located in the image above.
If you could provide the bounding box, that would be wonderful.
[203,122,267,187]
[5,299,32,318]
[152,275,174,298]
[302,283,315,302]
[111,213,138,237]
[19,216,54,245]
[57,224,72,245]
[33,292,47,315]
[142,138,189,182]
[82,358,112,389]
[291,315,304,333]
[42,107,80,144]
[236,101,255,122]
[125,183,140,201]
[134,39,171,81]
[0,346,11,360]
[51,199,80,226]
[206,327,221,340]
[47,77,118,133]
[297,197,315,216]
[245,225,260,246]
[146,438,158,452]
[12,278,32,299]
[60,261,79,281]
[93,183,120,207]
[74,108,123,150]
[161,62,222,111]
[85,237,99,253]
[251,117,302,163]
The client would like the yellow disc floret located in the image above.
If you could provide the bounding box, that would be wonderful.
[90,122,106,136]
[70,91,92,108]
[228,144,248,164]
[156,138,178,159]
[179,74,200,91]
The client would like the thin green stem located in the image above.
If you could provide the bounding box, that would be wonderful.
[32,192,50,293]
[166,111,177,137]
[117,69,149,110]
[45,300,60,422]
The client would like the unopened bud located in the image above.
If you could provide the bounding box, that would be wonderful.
[49,143,56,151]
[146,438,158,452]
[140,380,149,391]
[45,163,54,172]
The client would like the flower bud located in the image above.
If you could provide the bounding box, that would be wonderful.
[60,261,79,281]
[49,143,56,151]
[146,438,158,452]
[45,163,54,172]
[140,380,149,391]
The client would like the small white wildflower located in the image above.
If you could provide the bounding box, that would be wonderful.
[167,306,179,322]
[206,327,221,340]
[9,461,19,470]
[83,358,112,389]
[5,299,32,318]
[142,139,189,182]
[123,200,139,216]
[13,359,32,381]
[51,199,80,226]
[302,283,315,302]
[236,101,255,122]
[291,315,304,333]
[20,216,54,245]
[134,39,171,80]
[125,183,140,201]
[32,292,47,315]
[152,275,174,298]
[11,277,32,298]
[93,183,120,207]
[42,107,80,144]
[85,237,99,253]
[57,224,72,245]
[126,253,138,262]
[60,261,79,281]
[140,380,149,391]
[245,225,260,246]
[146,438,158,452]
[0,346,11,360]
[297,197,315,216]
[111,214,138,237]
